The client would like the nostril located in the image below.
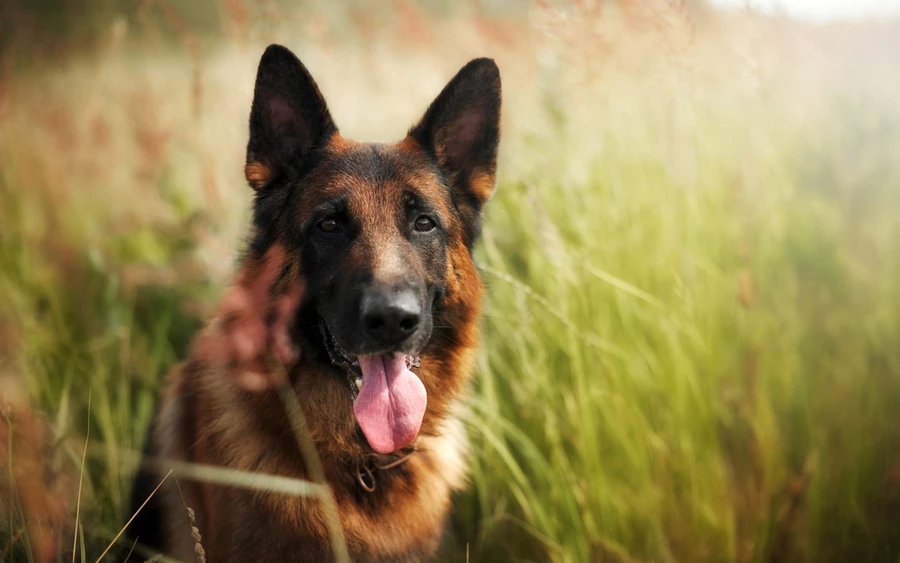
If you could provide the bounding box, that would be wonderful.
[365,316,385,333]
[399,314,420,333]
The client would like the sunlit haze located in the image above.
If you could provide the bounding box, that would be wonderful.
[710,0,900,20]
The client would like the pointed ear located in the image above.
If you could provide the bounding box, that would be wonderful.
[409,58,501,209]
[245,44,337,190]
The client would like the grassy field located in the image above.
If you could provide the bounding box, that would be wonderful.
[2,1,900,561]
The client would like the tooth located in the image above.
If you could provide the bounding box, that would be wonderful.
[355,377,362,391]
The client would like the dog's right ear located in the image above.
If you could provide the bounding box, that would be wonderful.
[245,45,337,190]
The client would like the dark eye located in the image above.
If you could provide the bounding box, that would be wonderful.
[414,216,436,232]
[318,217,342,233]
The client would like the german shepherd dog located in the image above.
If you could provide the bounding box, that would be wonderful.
[124,44,501,562]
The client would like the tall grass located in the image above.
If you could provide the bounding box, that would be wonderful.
[2,1,899,561]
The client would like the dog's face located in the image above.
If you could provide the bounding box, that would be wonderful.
[241,45,500,453]
[295,140,450,359]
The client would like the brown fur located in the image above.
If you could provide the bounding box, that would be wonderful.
[244,161,272,190]
[146,239,476,561]
[126,45,500,562]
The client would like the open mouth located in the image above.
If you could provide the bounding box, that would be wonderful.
[319,322,426,454]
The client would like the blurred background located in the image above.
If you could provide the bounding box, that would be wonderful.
[1,0,899,561]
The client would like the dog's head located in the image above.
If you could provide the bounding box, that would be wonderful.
[243,45,500,453]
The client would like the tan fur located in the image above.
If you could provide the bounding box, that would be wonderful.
[134,51,501,561]
[146,234,483,562]
[244,161,272,190]
[468,169,496,204]
[151,356,475,561]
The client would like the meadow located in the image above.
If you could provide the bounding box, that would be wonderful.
[2,1,900,561]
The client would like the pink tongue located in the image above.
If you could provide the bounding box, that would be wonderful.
[354,353,427,454]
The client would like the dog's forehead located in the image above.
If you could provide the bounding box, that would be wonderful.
[301,138,450,216]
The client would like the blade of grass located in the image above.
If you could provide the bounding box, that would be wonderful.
[94,469,173,563]
[268,358,351,563]
[72,391,91,562]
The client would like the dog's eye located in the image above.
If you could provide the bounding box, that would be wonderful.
[318,218,342,233]
[414,216,436,232]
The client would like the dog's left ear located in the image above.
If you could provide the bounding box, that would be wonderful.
[409,58,501,212]
[245,44,337,190]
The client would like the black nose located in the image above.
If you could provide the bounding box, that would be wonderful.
[361,287,422,345]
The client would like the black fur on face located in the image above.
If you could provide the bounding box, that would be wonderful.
[243,44,501,365]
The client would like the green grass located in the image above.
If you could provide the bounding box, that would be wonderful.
[2,3,900,562]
